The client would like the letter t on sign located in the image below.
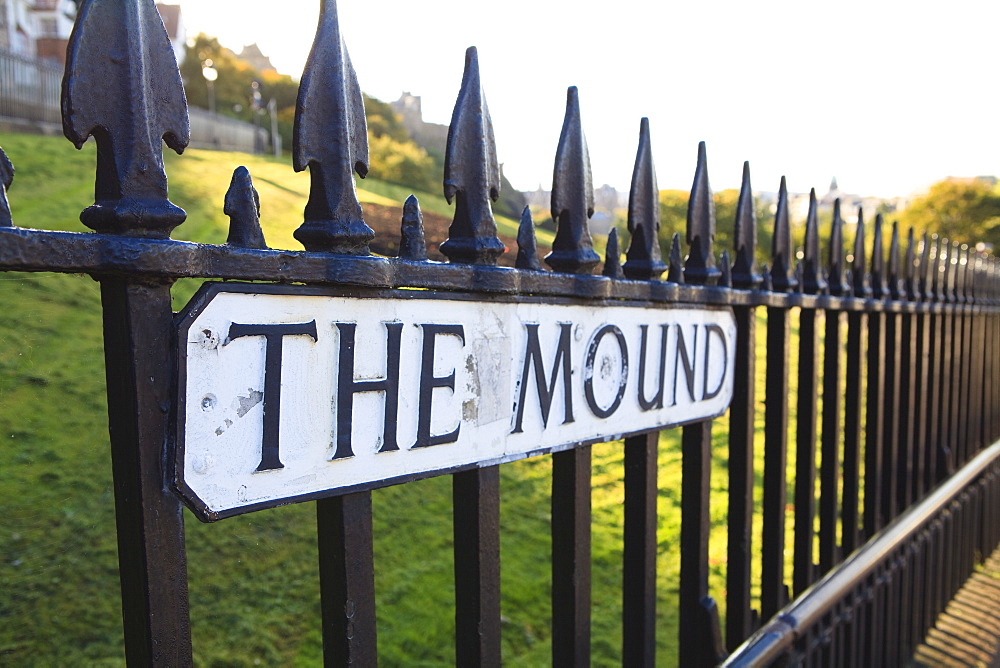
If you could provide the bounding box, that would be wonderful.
[227,321,319,471]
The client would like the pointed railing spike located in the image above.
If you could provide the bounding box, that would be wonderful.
[802,188,827,294]
[545,86,600,274]
[292,0,373,254]
[937,238,950,302]
[887,220,902,299]
[827,199,849,296]
[770,176,798,292]
[666,232,685,284]
[604,227,624,278]
[947,241,959,302]
[732,161,762,289]
[684,141,720,285]
[904,227,917,300]
[439,46,504,265]
[719,250,732,288]
[515,206,541,270]
[224,166,266,249]
[851,208,871,298]
[918,230,937,301]
[622,117,665,280]
[399,194,428,261]
[958,244,970,303]
[870,214,889,298]
[0,146,13,227]
[62,0,189,237]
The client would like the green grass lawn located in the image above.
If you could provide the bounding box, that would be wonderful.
[0,132,802,665]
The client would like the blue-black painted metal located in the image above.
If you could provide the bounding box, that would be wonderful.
[292,0,372,254]
[3,4,1000,665]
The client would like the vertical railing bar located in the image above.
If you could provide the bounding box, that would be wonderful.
[863,307,886,537]
[794,305,820,595]
[725,161,761,650]
[881,310,901,522]
[680,420,726,666]
[679,142,724,667]
[819,307,843,574]
[727,305,758,648]
[545,86,597,666]
[821,201,848,574]
[620,118,665,667]
[453,467,502,666]
[100,279,193,666]
[842,309,866,555]
[317,493,377,666]
[623,432,658,666]
[761,177,795,621]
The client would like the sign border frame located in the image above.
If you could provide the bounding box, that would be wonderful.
[173,281,735,522]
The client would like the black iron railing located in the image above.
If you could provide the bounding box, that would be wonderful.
[1,1,1000,666]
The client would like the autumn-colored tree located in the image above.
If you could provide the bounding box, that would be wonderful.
[899,178,1000,245]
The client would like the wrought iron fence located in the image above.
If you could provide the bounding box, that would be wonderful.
[1,1,1000,666]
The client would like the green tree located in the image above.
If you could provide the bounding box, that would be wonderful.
[898,178,1000,245]
[655,188,772,268]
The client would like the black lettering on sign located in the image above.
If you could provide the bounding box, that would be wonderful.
[511,323,574,433]
[413,324,466,448]
[584,324,629,418]
[673,323,698,406]
[333,322,404,460]
[702,323,727,400]
[227,321,319,472]
[637,324,670,411]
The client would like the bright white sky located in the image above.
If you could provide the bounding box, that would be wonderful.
[177,0,1000,199]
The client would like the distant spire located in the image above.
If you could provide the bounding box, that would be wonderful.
[829,176,839,194]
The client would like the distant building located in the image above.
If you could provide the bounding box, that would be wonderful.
[390,92,449,155]
[0,2,183,66]
[237,43,275,74]
[787,177,897,227]
[156,4,185,67]
[0,0,76,64]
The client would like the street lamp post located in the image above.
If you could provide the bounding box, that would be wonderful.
[201,60,218,115]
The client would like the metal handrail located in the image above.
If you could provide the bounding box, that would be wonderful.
[723,438,1000,666]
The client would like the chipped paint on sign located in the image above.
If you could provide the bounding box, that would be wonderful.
[176,284,736,520]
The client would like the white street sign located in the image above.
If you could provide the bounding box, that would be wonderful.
[175,283,736,520]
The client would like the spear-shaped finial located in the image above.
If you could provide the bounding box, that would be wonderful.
[224,166,266,249]
[904,227,918,300]
[62,0,189,237]
[399,194,428,261]
[719,250,732,288]
[770,176,797,292]
[870,214,888,299]
[0,146,13,227]
[957,244,969,303]
[545,86,599,274]
[937,238,951,302]
[731,161,762,289]
[622,117,665,280]
[828,199,849,296]
[292,0,372,254]
[666,233,685,283]
[802,188,827,294]
[439,46,504,265]
[852,208,871,298]
[604,228,624,278]
[918,231,932,301]
[887,220,902,300]
[515,206,541,270]
[685,141,720,285]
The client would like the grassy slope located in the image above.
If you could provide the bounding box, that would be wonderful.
[0,133,794,665]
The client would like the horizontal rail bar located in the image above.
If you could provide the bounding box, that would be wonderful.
[722,438,1000,667]
[0,227,996,313]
